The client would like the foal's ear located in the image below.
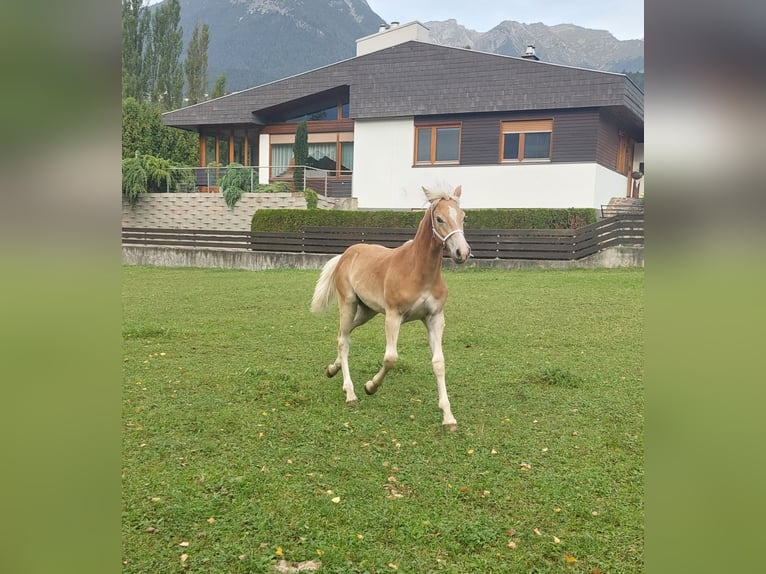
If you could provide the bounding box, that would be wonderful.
[453,185,462,199]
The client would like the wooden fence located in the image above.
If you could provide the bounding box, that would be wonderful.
[122,215,643,261]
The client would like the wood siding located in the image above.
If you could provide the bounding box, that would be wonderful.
[419,109,602,166]
[550,109,600,162]
[596,111,621,170]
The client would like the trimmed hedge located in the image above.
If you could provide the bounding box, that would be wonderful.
[251,208,597,232]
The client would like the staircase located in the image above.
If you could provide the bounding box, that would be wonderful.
[601,197,644,218]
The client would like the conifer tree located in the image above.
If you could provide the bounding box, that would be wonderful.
[185,22,210,105]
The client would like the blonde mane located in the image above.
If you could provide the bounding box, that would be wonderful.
[422,185,462,205]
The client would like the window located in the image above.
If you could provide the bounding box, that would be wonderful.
[286,101,349,122]
[270,140,354,178]
[415,125,460,164]
[501,119,553,162]
[271,144,293,177]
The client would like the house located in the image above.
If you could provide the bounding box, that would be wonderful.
[163,22,644,210]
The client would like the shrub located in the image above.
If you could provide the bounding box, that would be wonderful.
[217,163,250,208]
[255,181,291,193]
[121,153,197,204]
[304,188,319,209]
[142,154,175,193]
[251,208,596,232]
[122,155,147,207]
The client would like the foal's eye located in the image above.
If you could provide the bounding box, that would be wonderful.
[436,216,445,224]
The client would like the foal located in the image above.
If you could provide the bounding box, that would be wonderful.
[310,185,470,429]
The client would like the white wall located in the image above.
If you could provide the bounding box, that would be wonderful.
[258,134,271,185]
[352,118,629,210]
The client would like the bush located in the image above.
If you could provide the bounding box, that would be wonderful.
[121,152,196,205]
[304,188,319,209]
[142,154,175,193]
[217,163,250,208]
[122,155,147,207]
[251,207,596,232]
[255,181,291,193]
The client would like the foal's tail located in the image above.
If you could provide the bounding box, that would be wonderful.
[310,254,342,314]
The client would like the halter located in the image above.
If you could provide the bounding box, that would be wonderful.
[430,199,465,245]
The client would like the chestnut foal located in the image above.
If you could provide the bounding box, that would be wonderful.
[311,185,470,429]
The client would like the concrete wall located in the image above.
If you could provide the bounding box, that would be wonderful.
[122,192,307,231]
[123,245,643,271]
[352,117,630,210]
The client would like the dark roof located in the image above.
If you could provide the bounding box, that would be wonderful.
[164,41,643,131]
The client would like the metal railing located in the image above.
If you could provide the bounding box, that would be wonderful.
[163,165,352,197]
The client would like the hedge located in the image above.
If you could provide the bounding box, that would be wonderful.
[251,208,597,232]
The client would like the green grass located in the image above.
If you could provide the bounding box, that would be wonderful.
[123,267,643,573]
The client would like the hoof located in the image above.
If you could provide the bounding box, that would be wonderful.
[326,364,339,378]
[346,398,360,406]
[364,381,377,395]
[443,422,458,431]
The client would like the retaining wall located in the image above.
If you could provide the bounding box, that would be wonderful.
[122,245,643,271]
[122,193,357,231]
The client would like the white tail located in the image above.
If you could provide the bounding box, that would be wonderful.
[310,255,341,314]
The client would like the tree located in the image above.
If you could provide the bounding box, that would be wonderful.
[148,0,184,109]
[122,97,198,165]
[211,74,227,99]
[292,121,308,193]
[185,22,210,105]
[122,0,150,100]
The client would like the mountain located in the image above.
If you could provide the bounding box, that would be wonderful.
[157,0,643,93]
[428,19,644,74]
[172,0,382,92]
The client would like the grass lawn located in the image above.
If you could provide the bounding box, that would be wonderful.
[122,266,643,573]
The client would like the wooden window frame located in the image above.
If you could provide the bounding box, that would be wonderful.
[414,123,461,165]
[500,119,553,163]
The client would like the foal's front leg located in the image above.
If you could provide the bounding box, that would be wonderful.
[364,312,402,396]
[425,311,457,430]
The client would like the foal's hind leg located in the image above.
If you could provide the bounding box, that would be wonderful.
[364,313,402,396]
[329,301,377,404]
[326,303,376,377]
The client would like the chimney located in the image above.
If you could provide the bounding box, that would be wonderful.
[356,21,432,56]
[522,45,539,61]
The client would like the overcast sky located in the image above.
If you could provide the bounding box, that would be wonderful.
[366,0,643,41]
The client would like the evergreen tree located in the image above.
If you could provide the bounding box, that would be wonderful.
[149,0,184,109]
[211,74,227,99]
[121,0,150,100]
[293,121,309,192]
[185,22,210,105]
[122,97,198,165]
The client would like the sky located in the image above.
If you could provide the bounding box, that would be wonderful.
[144,1,643,42]
[365,0,644,41]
